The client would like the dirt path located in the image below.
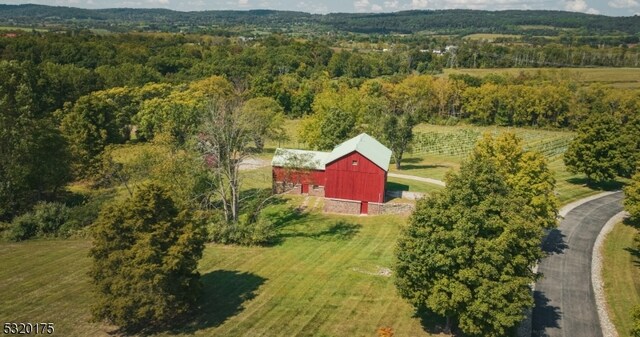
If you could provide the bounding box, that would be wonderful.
[239,157,271,171]
[387,172,446,187]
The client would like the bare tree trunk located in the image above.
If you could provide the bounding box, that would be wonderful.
[444,316,451,334]
[394,152,403,170]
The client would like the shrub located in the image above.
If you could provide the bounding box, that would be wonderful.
[9,202,70,241]
[208,215,277,246]
[32,202,70,235]
[9,213,38,241]
[632,305,640,337]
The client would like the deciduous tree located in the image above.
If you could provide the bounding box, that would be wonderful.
[395,134,553,337]
[564,112,622,182]
[625,172,640,223]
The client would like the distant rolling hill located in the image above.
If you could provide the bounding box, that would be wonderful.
[0,4,638,35]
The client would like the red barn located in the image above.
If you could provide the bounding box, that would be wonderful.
[271,133,392,214]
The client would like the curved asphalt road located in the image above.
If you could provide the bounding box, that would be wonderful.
[532,191,623,337]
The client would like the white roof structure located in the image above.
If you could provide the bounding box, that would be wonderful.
[323,133,392,171]
[272,133,392,172]
[271,148,329,170]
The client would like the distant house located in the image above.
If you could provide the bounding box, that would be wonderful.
[271,133,392,215]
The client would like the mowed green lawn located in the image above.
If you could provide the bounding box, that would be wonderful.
[0,206,444,337]
[603,221,640,337]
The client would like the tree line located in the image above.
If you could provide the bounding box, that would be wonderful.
[3,48,640,221]
[2,5,639,37]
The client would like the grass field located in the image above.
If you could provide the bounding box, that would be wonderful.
[462,33,521,41]
[602,221,640,337]
[398,124,613,204]
[0,202,448,337]
[443,68,640,88]
[0,26,48,32]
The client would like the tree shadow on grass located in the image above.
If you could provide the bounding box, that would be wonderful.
[541,228,568,255]
[175,270,267,334]
[415,306,456,335]
[623,218,640,267]
[264,206,361,245]
[386,181,410,191]
[566,177,624,191]
[399,164,452,171]
[532,290,562,337]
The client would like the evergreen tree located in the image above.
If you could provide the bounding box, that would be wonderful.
[395,134,554,337]
[89,184,206,333]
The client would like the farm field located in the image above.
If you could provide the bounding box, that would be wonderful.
[0,204,446,337]
[462,33,521,41]
[443,68,640,88]
[602,221,640,337]
[395,124,611,204]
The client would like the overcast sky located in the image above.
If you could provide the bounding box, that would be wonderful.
[1,0,638,16]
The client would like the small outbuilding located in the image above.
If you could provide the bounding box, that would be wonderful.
[271,133,392,215]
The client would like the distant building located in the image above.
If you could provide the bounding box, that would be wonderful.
[271,133,392,215]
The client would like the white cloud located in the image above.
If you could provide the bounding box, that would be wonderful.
[564,0,598,13]
[410,0,429,9]
[86,0,94,4]
[383,0,398,8]
[147,0,169,4]
[238,0,249,6]
[296,1,328,13]
[354,0,369,11]
[117,1,143,6]
[371,3,383,10]
[407,0,522,11]
[608,0,639,8]
[565,0,587,11]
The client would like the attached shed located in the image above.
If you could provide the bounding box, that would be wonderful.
[271,148,328,195]
[271,133,392,214]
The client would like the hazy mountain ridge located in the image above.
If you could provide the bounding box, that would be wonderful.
[0,4,638,35]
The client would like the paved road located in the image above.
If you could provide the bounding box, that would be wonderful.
[532,192,623,337]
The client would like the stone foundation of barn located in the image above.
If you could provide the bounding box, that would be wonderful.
[308,185,325,197]
[274,183,415,215]
[273,182,301,194]
[273,182,325,197]
[324,198,362,215]
[323,198,415,215]
[368,202,415,215]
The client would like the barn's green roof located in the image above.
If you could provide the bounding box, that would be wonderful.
[324,133,392,172]
[272,133,392,171]
[271,148,329,170]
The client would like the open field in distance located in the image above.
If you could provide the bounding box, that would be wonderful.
[443,68,640,88]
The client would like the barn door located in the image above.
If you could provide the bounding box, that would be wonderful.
[301,184,309,194]
[360,202,368,215]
